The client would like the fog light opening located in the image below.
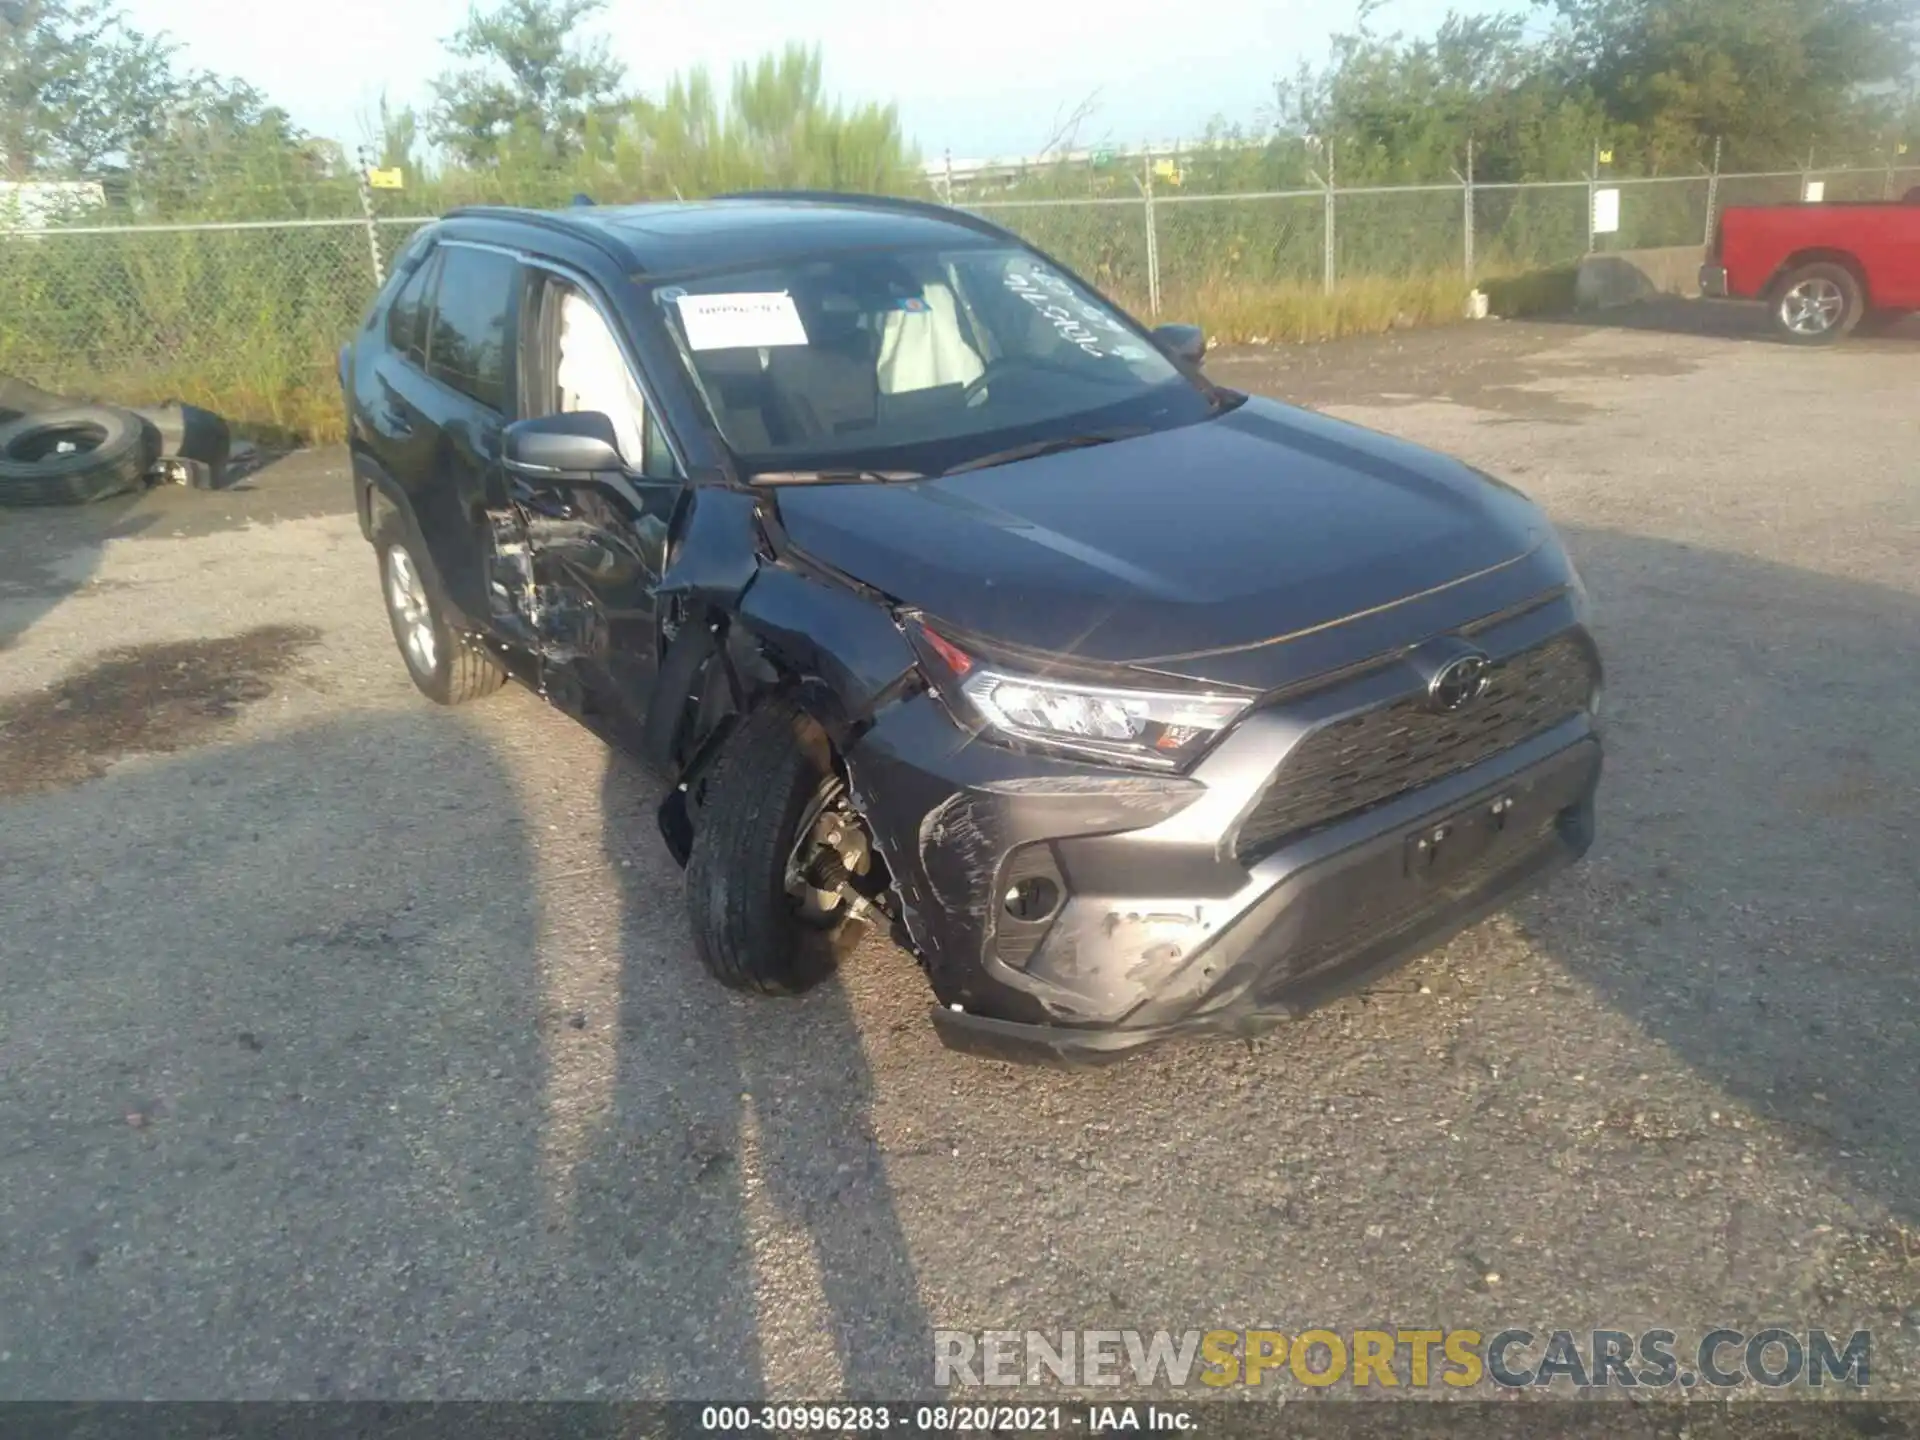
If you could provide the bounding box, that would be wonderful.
[1003,876,1061,924]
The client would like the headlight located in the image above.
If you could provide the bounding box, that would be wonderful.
[912,621,1252,768]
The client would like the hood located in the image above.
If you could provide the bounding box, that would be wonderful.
[771,396,1562,686]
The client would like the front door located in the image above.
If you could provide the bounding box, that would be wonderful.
[510,269,687,724]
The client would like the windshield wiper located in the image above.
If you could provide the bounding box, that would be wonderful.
[750,468,927,485]
[941,427,1150,477]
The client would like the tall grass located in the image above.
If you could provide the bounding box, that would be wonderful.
[1161,266,1577,348]
[1170,273,1474,346]
[0,224,377,442]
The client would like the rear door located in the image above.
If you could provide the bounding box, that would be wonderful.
[413,243,523,626]
[361,244,445,544]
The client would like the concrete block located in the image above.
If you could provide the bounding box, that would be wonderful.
[1575,246,1708,311]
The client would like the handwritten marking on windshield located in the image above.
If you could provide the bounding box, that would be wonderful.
[1003,268,1130,358]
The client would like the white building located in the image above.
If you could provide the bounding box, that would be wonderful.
[0,180,107,231]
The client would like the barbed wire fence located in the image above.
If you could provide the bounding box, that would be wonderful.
[2,155,1915,440]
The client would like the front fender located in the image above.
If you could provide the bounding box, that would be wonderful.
[733,565,919,733]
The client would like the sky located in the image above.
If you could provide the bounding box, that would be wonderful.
[115,0,1508,163]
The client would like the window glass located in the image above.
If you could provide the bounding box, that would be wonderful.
[385,250,439,365]
[646,245,1209,477]
[642,414,678,477]
[555,288,650,466]
[427,246,516,411]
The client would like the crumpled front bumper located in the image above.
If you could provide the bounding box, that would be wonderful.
[843,608,1602,1065]
[927,734,1597,1063]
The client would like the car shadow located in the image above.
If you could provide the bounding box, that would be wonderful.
[1532,294,1920,345]
[0,692,930,1398]
[544,744,935,1399]
[1513,523,1920,1241]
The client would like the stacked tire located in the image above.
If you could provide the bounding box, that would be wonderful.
[0,404,160,506]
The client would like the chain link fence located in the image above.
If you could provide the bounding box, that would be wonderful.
[970,164,1920,314]
[2,163,1916,439]
[0,216,433,440]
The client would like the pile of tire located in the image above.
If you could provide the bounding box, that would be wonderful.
[0,402,161,507]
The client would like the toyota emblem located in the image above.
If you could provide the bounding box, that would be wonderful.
[1428,653,1491,712]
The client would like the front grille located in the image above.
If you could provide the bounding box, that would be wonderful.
[1234,634,1594,863]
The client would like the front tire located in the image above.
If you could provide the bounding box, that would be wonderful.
[374,518,507,706]
[684,697,866,995]
[1770,262,1863,345]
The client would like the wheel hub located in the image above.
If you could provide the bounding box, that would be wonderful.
[1781,278,1844,336]
[785,776,874,924]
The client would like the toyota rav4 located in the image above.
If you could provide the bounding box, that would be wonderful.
[339,192,1603,1063]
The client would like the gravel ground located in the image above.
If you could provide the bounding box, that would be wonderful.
[0,300,1915,1403]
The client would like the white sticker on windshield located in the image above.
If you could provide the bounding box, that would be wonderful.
[675,291,809,351]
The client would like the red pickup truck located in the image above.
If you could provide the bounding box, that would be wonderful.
[1702,190,1920,343]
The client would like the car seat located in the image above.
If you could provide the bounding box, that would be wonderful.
[765,286,880,439]
[694,348,780,452]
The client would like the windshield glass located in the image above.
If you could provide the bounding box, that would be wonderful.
[644,244,1218,477]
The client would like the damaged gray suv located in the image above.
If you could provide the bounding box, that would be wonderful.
[340,192,1602,1063]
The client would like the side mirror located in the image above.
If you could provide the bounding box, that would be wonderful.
[1153,323,1206,365]
[503,411,623,477]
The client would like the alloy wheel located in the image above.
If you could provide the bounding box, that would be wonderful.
[385,544,439,675]
[1779,277,1845,336]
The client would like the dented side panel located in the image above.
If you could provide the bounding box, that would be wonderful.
[485,507,585,659]
[735,565,920,724]
[637,485,767,770]
[490,462,689,724]
[655,487,763,609]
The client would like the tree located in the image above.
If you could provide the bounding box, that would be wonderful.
[1268,12,1601,184]
[429,0,625,167]
[1539,0,1920,167]
[618,44,920,198]
[1257,0,1915,184]
[374,92,419,175]
[0,0,176,176]
[130,76,341,217]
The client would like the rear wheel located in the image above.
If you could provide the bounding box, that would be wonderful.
[684,696,874,995]
[1770,262,1863,345]
[374,517,507,706]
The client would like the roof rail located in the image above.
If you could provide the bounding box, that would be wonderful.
[438,203,633,266]
[711,189,1017,243]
